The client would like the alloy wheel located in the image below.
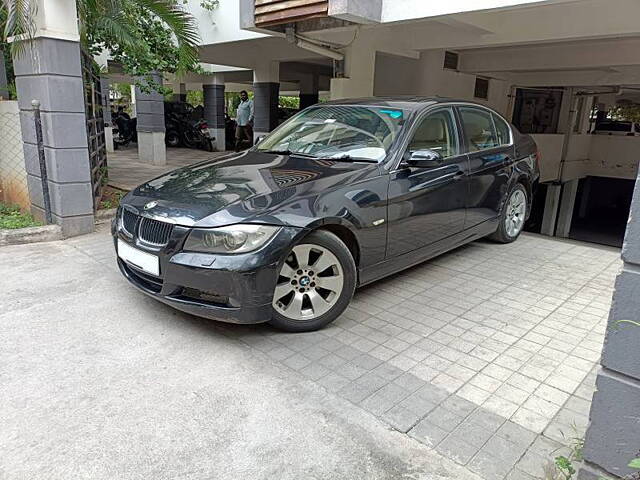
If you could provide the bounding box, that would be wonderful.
[505,189,526,238]
[272,243,344,321]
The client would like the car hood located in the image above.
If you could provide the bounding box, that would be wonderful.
[124,150,381,227]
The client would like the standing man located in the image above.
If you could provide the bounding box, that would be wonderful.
[235,90,254,151]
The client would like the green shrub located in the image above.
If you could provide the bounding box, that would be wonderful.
[0,203,41,229]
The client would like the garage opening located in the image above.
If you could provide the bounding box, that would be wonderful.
[569,176,636,247]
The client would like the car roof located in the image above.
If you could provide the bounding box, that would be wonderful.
[321,96,475,111]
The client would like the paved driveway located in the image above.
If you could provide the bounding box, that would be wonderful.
[0,226,620,480]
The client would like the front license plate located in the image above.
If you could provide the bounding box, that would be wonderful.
[117,239,160,276]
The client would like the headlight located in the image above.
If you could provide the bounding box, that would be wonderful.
[183,224,281,254]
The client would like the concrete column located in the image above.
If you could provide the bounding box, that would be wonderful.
[130,84,137,117]
[540,184,561,236]
[299,74,319,110]
[172,82,187,102]
[203,73,225,151]
[556,179,579,238]
[579,168,640,479]
[0,50,9,99]
[100,76,114,153]
[136,73,166,166]
[330,34,375,100]
[253,61,280,139]
[11,0,94,237]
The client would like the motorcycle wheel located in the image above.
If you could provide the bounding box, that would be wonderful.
[166,130,181,148]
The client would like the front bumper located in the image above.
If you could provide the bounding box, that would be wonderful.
[112,217,302,324]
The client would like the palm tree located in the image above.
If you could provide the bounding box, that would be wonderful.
[1,0,200,75]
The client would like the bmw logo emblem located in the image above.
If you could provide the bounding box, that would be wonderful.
[144,201,158,210]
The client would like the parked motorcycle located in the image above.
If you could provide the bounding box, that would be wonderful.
[112,115,137,149]
[164,102,214,151]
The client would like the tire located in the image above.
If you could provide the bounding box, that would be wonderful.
[270,230,356,332]
[166,130,181,148]
[489,183,528,243]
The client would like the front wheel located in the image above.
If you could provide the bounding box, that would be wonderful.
[270,230,356,332]
[489,183,528,243]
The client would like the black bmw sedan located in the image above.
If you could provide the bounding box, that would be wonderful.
[113,97,539,332]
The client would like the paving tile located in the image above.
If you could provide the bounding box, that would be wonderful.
[299,362,331,381]
[511,407,549,433]
[467,408,506,431]
[470,373,503,393]
[436,434,480,465]
[481,433,530,465]
[425,406,465,433]
[468,450,514,480]
[495,420,538,448]
[388,354,419,371]
[445,363,477,383]
[317,353,348,369]
[431,373,465,393]
[360,383,408,416]
[483,395,519,418]
[440,394,477,418]
[340,362,369,381]
[382,404,423,433]
[408,419,449,447]
[412,383,450,405]
[316,371,351,392]
[409,363,439,382]
[371,362,405,382]
[483,363,514,381]
[334,344,364,361]
[495,383,531,404]
[506,468,538,480]
[534,384,570,406]
[350,353,383,371]
[522,395,562,418]
[563,395,592,416]
[282,353,312,371]
[457,384,492,404]
[393,372,426,393]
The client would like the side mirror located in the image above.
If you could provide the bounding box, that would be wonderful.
[255,135,265,145]
[405,149,442,168]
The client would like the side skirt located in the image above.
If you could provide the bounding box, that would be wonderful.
[358,218,498,287]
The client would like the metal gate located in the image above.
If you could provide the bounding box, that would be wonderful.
[81,50,107,211]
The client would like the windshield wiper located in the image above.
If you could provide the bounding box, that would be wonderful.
[323,155,378,163]
[261,149,318,158]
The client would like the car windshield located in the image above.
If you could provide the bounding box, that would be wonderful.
[255,105,406,161]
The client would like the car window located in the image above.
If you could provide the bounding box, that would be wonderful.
[408,109,458,158]
[459,107,499,152]
[493,113,511,145]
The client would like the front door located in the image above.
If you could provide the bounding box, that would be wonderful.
[386,107,468,258]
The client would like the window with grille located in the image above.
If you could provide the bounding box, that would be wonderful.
[474,77,489,100]
[443,51,459,70]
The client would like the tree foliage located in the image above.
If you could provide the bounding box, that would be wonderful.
[1,0,203,78]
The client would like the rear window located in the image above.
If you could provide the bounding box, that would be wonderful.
[492,114,512,146]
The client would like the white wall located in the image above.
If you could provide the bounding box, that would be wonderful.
[531,133,640,182]
[589,136,640,180]
[186,0,265,46]
[372,49,510,114]
[380,0,573,23]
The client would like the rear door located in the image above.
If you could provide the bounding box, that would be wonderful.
[457,106,515,227]
[386,106,468,258]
